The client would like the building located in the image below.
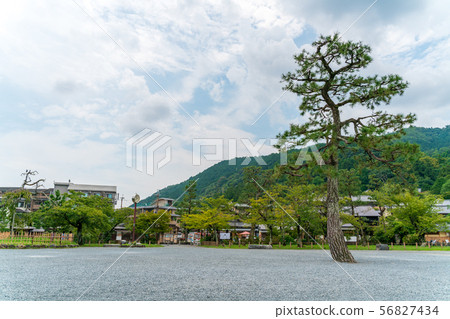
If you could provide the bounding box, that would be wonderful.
[228,203,267,239]
[1,181,118,233]
[435,200,450,216]
[342,206,381,224]
[113,197,181,244]
[0,187,53,233]
[424,199,450,243]
[53,181,117,205]
[0,187,53,213]
[138,197,181,244]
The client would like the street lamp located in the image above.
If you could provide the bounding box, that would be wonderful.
[131,194,140,242]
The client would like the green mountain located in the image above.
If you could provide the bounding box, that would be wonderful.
[138,125,450,206]
[401,125,450,153]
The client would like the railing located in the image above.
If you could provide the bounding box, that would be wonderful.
[0,231,74,246]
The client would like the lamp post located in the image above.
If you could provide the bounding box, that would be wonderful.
[131,194,140,242]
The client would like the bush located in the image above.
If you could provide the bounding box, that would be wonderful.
[403,234,420,244]
[279,235,296,245]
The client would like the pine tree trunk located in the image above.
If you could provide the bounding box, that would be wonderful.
[327,176,356,263]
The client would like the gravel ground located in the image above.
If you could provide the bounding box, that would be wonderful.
[0,246,449,301]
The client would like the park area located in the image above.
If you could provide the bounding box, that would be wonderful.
[0,246,449,301]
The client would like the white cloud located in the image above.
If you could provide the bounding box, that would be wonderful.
[0,0,449,202]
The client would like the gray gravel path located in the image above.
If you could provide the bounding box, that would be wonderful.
[0,246,449,300]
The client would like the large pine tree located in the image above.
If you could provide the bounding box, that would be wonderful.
[278,34,416,262]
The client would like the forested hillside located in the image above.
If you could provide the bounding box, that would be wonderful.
[401,126,450,153]
[138,126,450,206]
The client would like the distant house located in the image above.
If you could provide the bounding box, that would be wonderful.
[435,200,450,216]
[113,197,181,244]
[341,197,380,243]
[54,181,117,206]
[228,203,267,239]
[424,199,450,243]
[0,187,53,233]
[0,187,53,213]
[342,205,381,224]
[138,197,181,244]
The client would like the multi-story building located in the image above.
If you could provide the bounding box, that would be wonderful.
[137,197,181,244]
[1,181,118,233]
[0,187,53,213]
[53,181,117,206]
[113,197,181,244]
[0,187,52,233]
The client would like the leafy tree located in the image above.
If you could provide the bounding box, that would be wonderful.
[34,191,112,245]
[240,167,274,202]
[431,177,447,195]
[177,180,200,242]
[181,213,204,236]
[38,189,67,210]
[177,180,200,215]
[134,211,170,244]
[101,207,134,242]
[248,195,278,245]
[277,33,416,262]
[339,212,371,245]
[182,196,233,245]
[0,206,7,232]
[413,156,440,191]
[440,179,450,199]
[33,189,70,233]
[280,184,324,246]
[240,167,274,242]
[339,168,362,216]
[0,189,32,236]
[371,191,448,243]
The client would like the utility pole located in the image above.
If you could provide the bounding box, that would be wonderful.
[156,190,160,213]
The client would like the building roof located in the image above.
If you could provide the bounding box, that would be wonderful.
[0,187,52,194]
[350,195,376,203]
[156,197,174,201]
[234,203,250,208]
[55,182,117,192]
[0,187,21,192]
[354,206,380,218]
[435,201,450,215]
[228,220,251,228]
[140,205,177,210]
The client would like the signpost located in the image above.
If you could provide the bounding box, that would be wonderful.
[219,233,230,240]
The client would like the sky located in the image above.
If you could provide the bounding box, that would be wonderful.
[1,0,449,206]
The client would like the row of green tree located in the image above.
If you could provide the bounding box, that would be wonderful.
[0,189,132,245]
[1,175,447,247]
[175,171,449,246]
[0,187,174,246]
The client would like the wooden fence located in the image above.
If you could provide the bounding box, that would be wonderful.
[0,231,74,245]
